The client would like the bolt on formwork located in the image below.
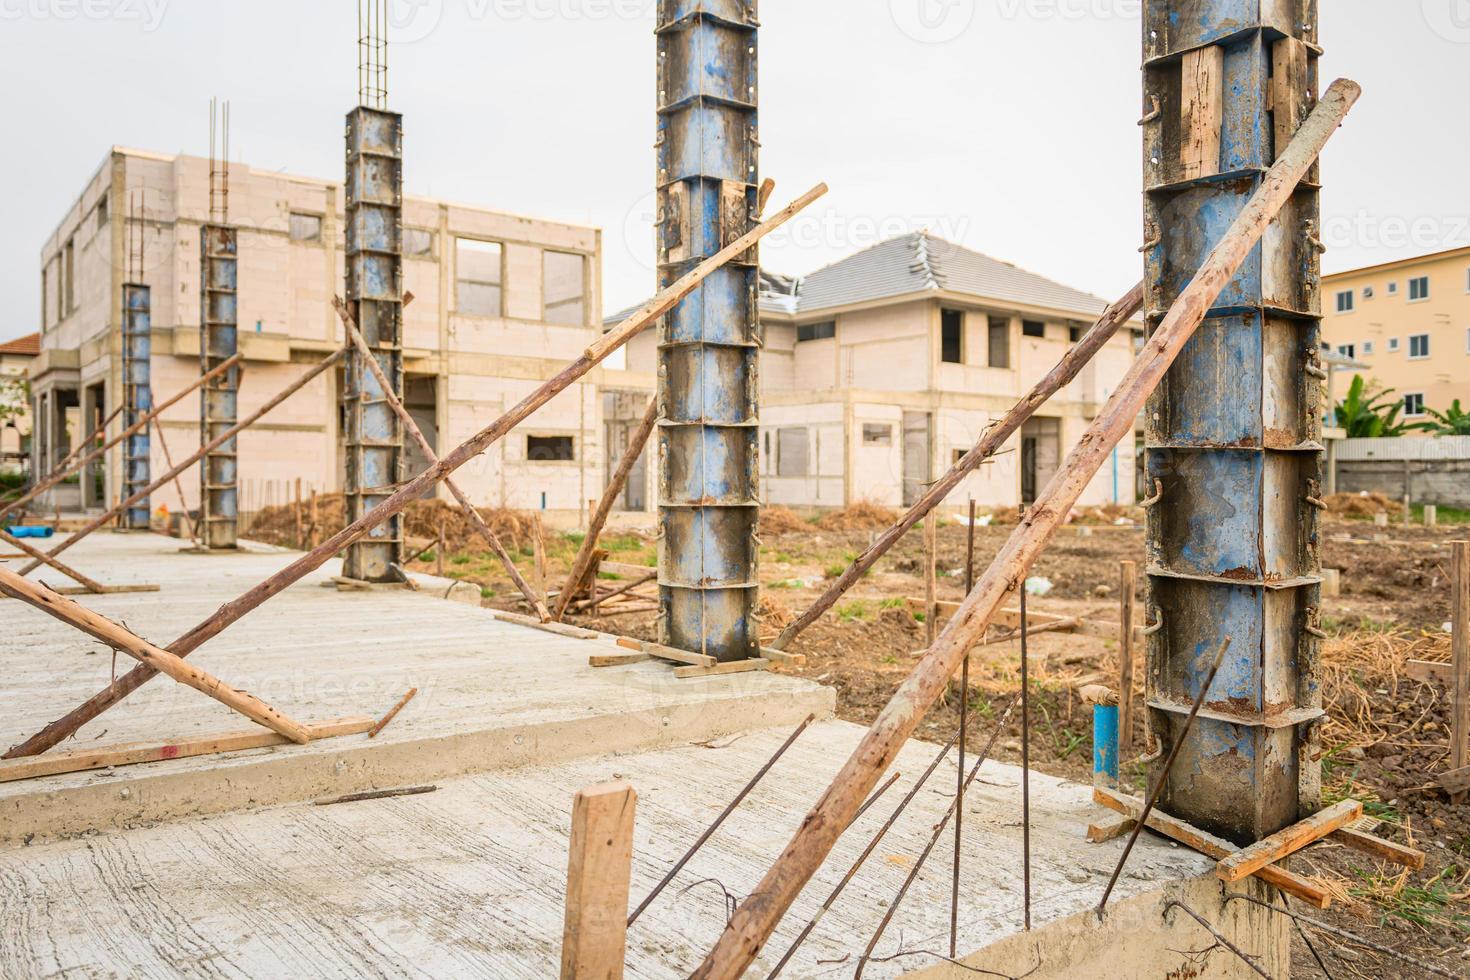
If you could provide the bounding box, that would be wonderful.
[655,0,762,662]
[1140,1,1326,845]
[200,98,240,549]
[342,6,405,583]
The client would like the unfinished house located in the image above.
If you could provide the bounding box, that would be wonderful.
[0,332,38,473]
[621,232,1143,512]
[30,147,636,525]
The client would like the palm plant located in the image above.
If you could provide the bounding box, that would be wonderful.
[1419,399,1470,436]
[1332,375,1418,437]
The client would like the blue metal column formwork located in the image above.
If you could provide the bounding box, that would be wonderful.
[655,1,762,662]
[120,283,152,529]
[199,226,240,548]
[1140,1,1326,844]
[342,105,405,582]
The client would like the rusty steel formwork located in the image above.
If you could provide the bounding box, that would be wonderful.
[342,106,405,582]
[199,226,240,548]
[1141,0,1326,845]
[120,283,152,529]
[654,0,762,663]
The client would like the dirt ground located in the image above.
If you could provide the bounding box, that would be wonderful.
[246,495,1470,976]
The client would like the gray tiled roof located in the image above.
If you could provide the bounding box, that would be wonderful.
[604,232,1117,327]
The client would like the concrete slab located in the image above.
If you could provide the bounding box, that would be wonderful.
[0,532,832,846]
[0,719,1281,979]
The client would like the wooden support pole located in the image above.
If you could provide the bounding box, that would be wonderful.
[1453,540,1469,785]
[0,527,108,593]
[334,297,552,621]
[436,518,446,578]
[294,477,303,548]
[555,396,658,621]
[693,80,1360,978]
[2,183,828,761]
[21,350,344,574]
[52,405,123,477]
[310,490,320,549]
[772,280,1144,651]
[0,353,244,523]
[151,416,198,542]
[1118,560,1137,752]
[1216,799,1363,882]
[0,568,312,744]
[561,782,637,980]
[923,516,938,646]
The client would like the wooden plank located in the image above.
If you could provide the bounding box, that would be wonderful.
[1119,560,1137,752]
[599,560,658,579]
[1329,827,1426,870]
[1216,799,1363,883]
[494,611,601,640]
[1087,811,1136,843]
[759,647,807,668]
[0,716,374,784]
[1180,45,1224,180]
[589,652,650,668]
[642,641,717,669]
[1093,787,1332,909]
[1271,37,1309,162]
[561,782,637,980]
[1407,660,1453,684]
[673,659,772,680]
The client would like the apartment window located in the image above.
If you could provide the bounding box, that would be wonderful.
[1335,343,1355,359]
[544,250,587,326]
[63,239,75,315]
[1335,290,1354,313]
[796,320,835,342]
[1409,276,1430,302]
[1068,323,1084,343]
[456,238,503,316]
[987,316,1011,368]
[1409,334,1430,359]
[941,309,964,363]
[288,212,322,243]
[1022,319,1046,338]
[952,449,967,465]
[1388,337,1400,353]
[40,265,49,329]
[1466,326,1470,353]
[862,423,892,446]
[403,228,435,257]
[526,435,574,461]
[95,192,108,230]
[1362,286,1374,300]
[1404,393,1425,417]
[1361,340,1374,356]
[1387,281,1399,295]
[776,427,809,477]
[1465,269,1470,293]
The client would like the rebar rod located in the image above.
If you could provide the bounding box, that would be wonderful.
[1226,893,1455,979]
[627,714,816,927]
[1020,580,1032,931]
[949,497,977,957]
[1096,636,1230,913]
[1163,901,1271,979]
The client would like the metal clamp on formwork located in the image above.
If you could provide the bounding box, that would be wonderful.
[1140,478,1164,508]
[1142,612,1165,637]
[1137,95,1161,126]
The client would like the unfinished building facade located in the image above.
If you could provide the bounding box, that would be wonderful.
[30,148,624,527]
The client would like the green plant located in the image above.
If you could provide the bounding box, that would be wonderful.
[835,600,873,623]
[451,554,472,566]
[1332,375,1425,437]
[824,563,847,579]
[0,375,29,429]
[480,587,494,599]
[1419,399,1470,436]
[879,597,909,610]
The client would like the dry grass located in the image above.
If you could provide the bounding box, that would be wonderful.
[1324,491,1400,517]
[760,505,811,536]
[815,501,900,532]
[1321,625,1451,748]
[245,493,551,555]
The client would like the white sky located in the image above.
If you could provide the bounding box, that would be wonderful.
[1,0,1467,343]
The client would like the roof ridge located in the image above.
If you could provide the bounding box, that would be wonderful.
[910,231,944,291]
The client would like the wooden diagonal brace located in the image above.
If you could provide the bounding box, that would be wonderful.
[0,568,311,744]
[1216,799,1363,882]
[333,297,552,622]
[2,182,829,761]
[0,528,107,593]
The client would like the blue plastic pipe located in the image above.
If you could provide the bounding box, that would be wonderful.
[1093,702,1119,789]
[7,526,55,539]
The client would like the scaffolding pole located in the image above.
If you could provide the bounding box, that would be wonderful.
[1140,0,1326,844]
[655,0,762,661]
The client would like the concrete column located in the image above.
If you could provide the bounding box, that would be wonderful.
[655,1,762,661]
[200,226,240,548]
[1139,3,1325,844]
[121,283,152,528]
[342,106,405,582]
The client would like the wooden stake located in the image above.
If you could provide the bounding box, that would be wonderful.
[294,477,303,548]
[923,516,938,646]
[368,687,418,738]
[555,397,658,621]
[0,568,312,744]
[692,79,1360,979]
[561,782,637,980]
[333,297,552,621]
[436,518,446,578]
[773,281,1144,650]
[151,416,198,543]
[2,183,828,761]
[0,353,244,524]
[1118,560,1137,752]
[309,490,320,549]
[0,716,374,784]
[533,514,548,601]
[1216,799,1363,882]
[1452,540,1469,791]
[21,350,343,574]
